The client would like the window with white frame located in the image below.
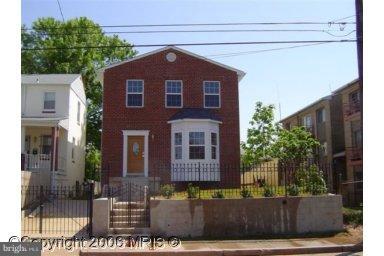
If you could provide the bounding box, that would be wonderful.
[189,132,205,159]
[204,81,220,108]
[166,81,182,107]
[43,92,56,111]
[211,132,217,159]
[174,132,182,160]
[77,101,81,124]
[126,80,144,107]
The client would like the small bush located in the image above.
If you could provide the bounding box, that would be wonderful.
[241,187,253,198]
[160,184,175,199]
[306,165,327,195]
[287,184,300,196]
[212,190,225,199]
[263,185,275,197]
[187,183,199,199]
[343,207,363,226]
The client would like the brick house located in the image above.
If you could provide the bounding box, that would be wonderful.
[333,79,362,205]
[99,46,245,188]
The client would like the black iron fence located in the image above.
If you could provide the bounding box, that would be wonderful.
[21,183,94,237]
[341,180,363,207]
[148,160,333,199]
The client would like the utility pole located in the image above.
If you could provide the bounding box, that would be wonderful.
[355,0,363,171]
[355,0,363,123]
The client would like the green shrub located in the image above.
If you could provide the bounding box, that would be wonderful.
[263,185,275,197]
[240,187,253,198]
[343,207,363,226]
[212,190,225,199]
[287,184,300,196]
[306,165,327,195]
[186,183,199,199]
[160,184,175,199]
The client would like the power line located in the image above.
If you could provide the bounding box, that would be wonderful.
[56,0,65,22]
[21,39,356,51]
[206,42,332,58]
[21,21,356,31]
[27,28,355,36]
[329,15,355,23]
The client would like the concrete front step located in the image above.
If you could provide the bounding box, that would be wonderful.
[111,208,146,215]
[112,202,146,210]
[110,215,149,222]
[108,227,150,235]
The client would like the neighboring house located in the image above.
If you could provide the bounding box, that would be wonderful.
[332,79,362,205]
[21,74,86,187]
[280,78,362,204]
[99,46,245,188]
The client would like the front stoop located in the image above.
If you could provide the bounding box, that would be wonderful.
[109,200,150,235]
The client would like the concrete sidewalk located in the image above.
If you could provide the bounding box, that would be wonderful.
[40,235,362,255]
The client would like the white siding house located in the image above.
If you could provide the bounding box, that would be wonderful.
[21,74,86,187]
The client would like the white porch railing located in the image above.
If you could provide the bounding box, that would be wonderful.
[21,154,66,175]
[22,154,51,171]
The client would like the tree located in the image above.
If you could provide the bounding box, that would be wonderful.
[21,17,137,149]
[85,144,101,181]
[272,126,320,163]
[241,102,277,164]
[242,101,321,165]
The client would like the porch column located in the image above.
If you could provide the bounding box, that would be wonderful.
[50,126,58,187]
[21,126,26,153]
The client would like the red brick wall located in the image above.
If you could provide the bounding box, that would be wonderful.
[102,48,240,186]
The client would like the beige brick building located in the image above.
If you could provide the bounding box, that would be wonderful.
[281,79,362,205]
[333,79,362,205]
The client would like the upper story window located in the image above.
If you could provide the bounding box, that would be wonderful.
[204,81,220,108]
[43,92,56,111]
[302,115,312,128]
[189,132,205,159]
[77,101,81,125]
[349,90,360,105]
[165,80,182,107]
[316,108,325,124]
[126,80,144,107]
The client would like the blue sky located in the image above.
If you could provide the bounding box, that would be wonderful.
[22,0,358,141]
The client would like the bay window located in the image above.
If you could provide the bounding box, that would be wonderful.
[174,132,182,160]
[211,132,217,159]
[189,132,205,159]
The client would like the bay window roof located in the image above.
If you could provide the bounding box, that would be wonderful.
[168,108,222,122]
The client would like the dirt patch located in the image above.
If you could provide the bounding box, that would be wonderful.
[324,225,363,245]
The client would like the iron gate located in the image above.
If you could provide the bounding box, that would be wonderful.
[109,183,150,229]
[21,183,94,237]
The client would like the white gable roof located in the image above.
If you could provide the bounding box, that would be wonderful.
[22,74,86,104]
[22,74,81,85]
[98,46,246,81]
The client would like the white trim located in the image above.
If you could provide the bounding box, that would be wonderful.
[165,80,183,108]
[122,130,149,177]
[126,80,144,108]
[203,81,221,109]
[167,118,222,124]
[98,46,246,82]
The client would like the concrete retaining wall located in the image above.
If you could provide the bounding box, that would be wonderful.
[150,195,343,238]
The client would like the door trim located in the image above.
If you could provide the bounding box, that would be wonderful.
[122,130,149,177]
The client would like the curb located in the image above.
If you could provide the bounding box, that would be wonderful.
[80,243,363,256]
